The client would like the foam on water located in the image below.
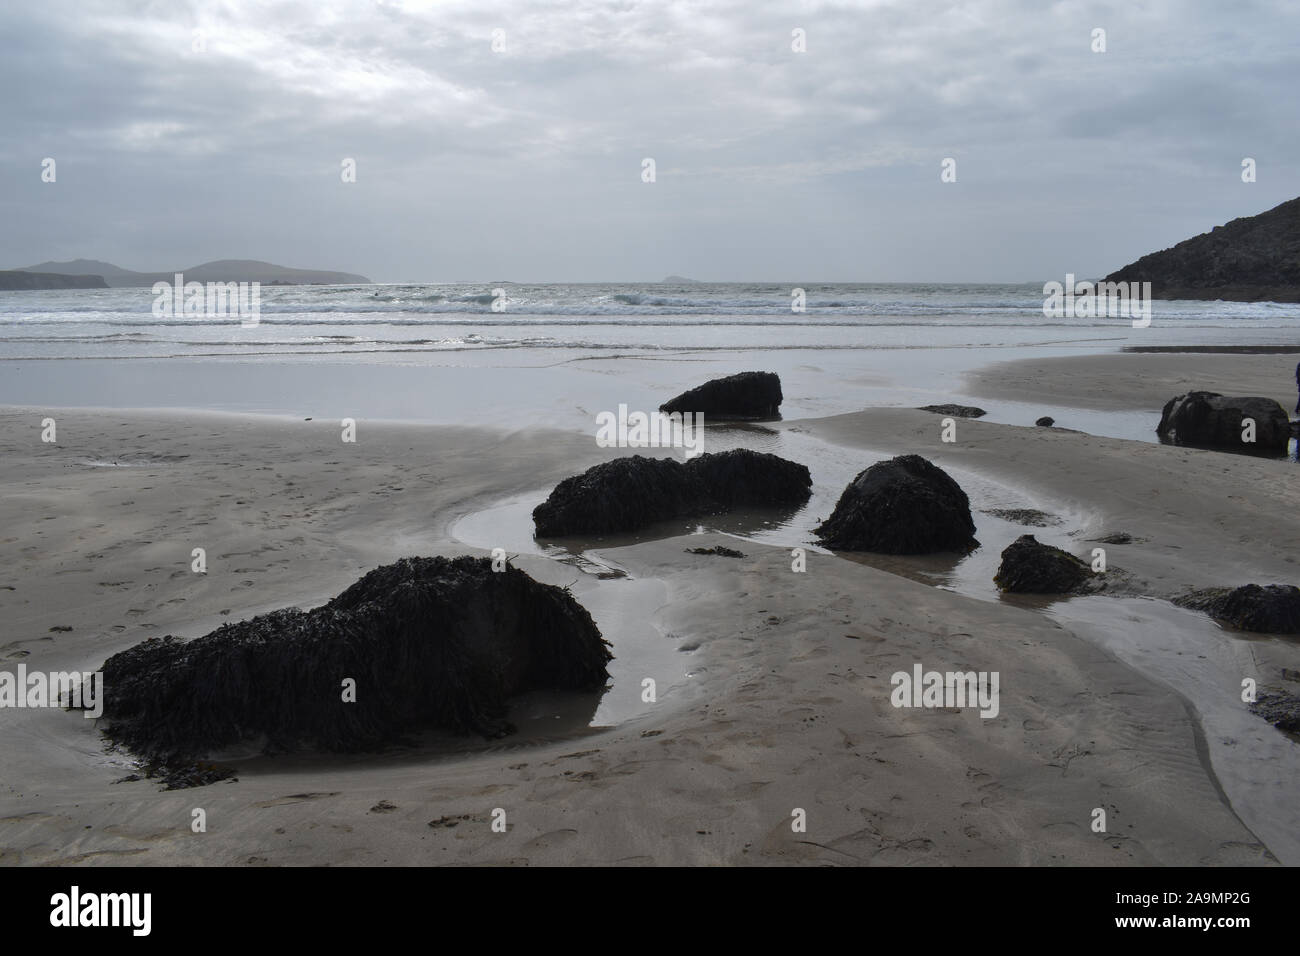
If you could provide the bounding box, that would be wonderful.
[1,282,1296,361]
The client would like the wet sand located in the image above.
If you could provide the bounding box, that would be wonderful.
[965,350,1298,413]
[1,359,1297,864]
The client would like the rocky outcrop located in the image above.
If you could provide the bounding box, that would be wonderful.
[0,270,108,290]
[994,534,1091,593]
[918,404,986,418]
[814,454,977,554]
[659,371,783,420]
[86,556,612,765]
[533,449,811,537]
[1174,583,1300,634]
[1103,196,1300,302]
[1156,391,1290,452]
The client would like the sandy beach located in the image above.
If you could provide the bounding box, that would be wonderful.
[2,347,1296,866]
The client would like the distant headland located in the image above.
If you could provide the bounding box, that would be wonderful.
[0,270,108,290]
[0,259,372,291]
[1104,197,1300,303]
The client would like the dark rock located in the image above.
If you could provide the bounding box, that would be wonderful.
[659,371,783,420]
[1250,691,1300,734]
[814,454,977,554]
[1103,196,1300,303]
[533,456,708,537]
[1173,583,1300,633]
[533,449,811,536]
[994,534,1091,594]
[1156,391,1290,452]
[918,404,986,418]
[683,448,811,508]
[86,556,612,766]
[1035,416,1055,427]
[685,546,745,558]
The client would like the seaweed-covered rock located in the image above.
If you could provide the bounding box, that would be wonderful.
[685,546,745,558]
[532,456,710,537]
[659,371,783,419]
[813,454,977,554]
[1173,583,1300,633]
[1035,416,1055,427]
[1156,391,1290,452]
[533,449,811,536]
[994,534,1091,593]
[683,448,811,508]
[89,556,612,765]
[919,404,986,418]
[1250,691,1300,733]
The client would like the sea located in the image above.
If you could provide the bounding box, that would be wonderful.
[0,281,1297,440]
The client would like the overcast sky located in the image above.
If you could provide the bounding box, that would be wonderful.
[1,0,1296,283]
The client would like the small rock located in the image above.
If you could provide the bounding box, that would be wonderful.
[994,534,1091,593]
[918,404,986,418]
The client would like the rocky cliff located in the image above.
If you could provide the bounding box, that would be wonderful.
[1104,197,1300,303]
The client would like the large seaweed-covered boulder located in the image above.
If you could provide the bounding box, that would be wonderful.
[994,534,1091,593]
[683,448,811,507]
[659,371,783,419]
[90,556,612,764]
[533,449,811,536]
[1156,391,1290,452]
[1174,583,1300,633]
[532,456,710,537]
[813,454,977,554]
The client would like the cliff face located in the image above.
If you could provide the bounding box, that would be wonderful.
[1104,197,1300,303]
[0,271,108,290]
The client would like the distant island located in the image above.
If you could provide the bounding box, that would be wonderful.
[4,259,372,290]
[0,270,108,291]
[662,275,702,283]
[1104,197,1300,303]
